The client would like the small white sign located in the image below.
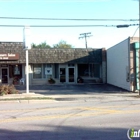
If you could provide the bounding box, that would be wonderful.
[45,68,52,75]
[23,26,31,50]
[34,68,41,74]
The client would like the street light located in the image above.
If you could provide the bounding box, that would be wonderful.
[116,24,129,28]
[116,24,139,28]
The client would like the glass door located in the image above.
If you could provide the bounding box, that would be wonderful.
[60,68,66,83]
[2,68,8,83]
[68,68,75,82]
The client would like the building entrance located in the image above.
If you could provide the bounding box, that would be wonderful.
[59,65,75,83]
[2,68,8,83]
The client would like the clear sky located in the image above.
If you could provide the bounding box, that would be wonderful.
[0,0,139,49]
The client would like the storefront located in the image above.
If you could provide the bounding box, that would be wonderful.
[0,42,106,85]
[1,64,22,84]
[0,52,23,85]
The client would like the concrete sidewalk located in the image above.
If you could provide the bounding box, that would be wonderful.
[0,91,139,103]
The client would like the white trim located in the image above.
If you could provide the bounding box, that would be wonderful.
[59,64,76,83]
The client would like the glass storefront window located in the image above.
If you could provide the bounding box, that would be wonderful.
[78,64,90,77]
[78,64,100,78]
[43,64,47,78]
[33,64,52,79]
[94,64,100,78]
[47,64,52,68]
[54,64,59,78]
[14,65,20,75]
[33,64,42,79]
[68,64,75,67]
[9,64,22,78]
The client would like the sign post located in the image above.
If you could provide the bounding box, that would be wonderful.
[23,26,31,94]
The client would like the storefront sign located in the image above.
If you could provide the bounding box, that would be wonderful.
[1,64,8,67]
[0,53,19,60]
[45,68,52,75]
[34,68,41,74]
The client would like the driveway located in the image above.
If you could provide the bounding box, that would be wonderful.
[15,84,129,95]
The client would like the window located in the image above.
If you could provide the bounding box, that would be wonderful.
[78,64,100,78]
[14,65,20,75]
[94,64,100,78]
[68,64,75,67]
[54,63,59,78]
[33,64,42,79]
[43,64,47,78]
[78,64,90,77]
[33,64,53,79]
[9,64,22,78]
[47,64,52,68]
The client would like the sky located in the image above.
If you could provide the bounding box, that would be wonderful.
[0,0,139,49]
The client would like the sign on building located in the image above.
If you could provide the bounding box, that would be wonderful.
[45,67,52,75]
[0,53,19,60]
[34,68,41,74]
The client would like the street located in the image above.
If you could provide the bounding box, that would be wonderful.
[0,95,140,140]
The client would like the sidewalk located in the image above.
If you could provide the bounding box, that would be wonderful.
[0,91,139,103]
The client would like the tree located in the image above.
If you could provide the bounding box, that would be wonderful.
[31,43,36,48]
[32,42,51,48]
[53,40,73,49]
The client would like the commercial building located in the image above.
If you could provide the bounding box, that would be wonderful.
[0,42,106,85]
[107,37,139,92]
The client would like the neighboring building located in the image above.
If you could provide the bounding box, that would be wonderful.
[0,42,106,85]
[107,37,140,92]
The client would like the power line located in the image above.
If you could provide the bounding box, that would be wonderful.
[132,26,139,38]
[0,0,115,2]
[0,17,139,21]
[0,25,115,27]
[0,24,139,28]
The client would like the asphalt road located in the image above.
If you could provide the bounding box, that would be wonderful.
[15,84,128,95]
[0,96,140,140]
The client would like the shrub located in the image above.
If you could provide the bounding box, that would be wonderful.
[48,78,55,84]
[0,84,19,96]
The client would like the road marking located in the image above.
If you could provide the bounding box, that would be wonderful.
[0,104,140,113]
[0,108,140,124]
[82,107,121,113]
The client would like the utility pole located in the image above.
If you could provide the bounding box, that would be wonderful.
[79,32,92,49]
[23,26,31,94]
